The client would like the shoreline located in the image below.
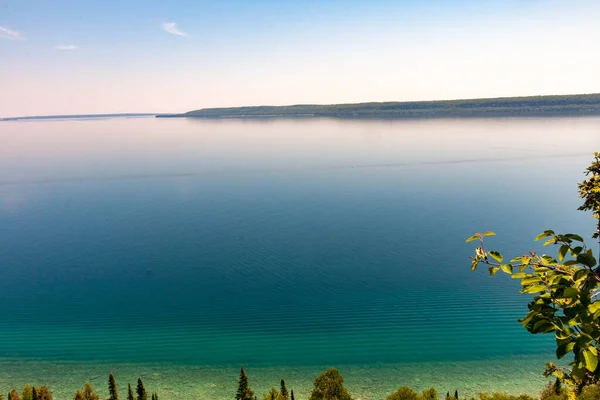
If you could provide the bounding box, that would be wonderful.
[0,355,554,400]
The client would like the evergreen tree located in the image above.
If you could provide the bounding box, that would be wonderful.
[136,378,147,400]
[454,391,458,400]
[108,373,118,400]
[73,391,85,400]
[22,386,32,400]
[127,385,134,400]
[10,390,21,400]
[81,383,98,400]
[291,391,294,400]
[309,368,352,400]
[280,380,288,400]
[236,367,254,400]
[36,387,52,400]
[31,388,38,400]
[446,392,450,400]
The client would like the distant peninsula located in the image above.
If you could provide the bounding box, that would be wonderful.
[157,93,600,119]
[1,113,156,121]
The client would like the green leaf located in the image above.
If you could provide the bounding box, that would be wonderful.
[565,234,584,242]
[489,251,503,263]
[535,231,554,241]
[466,234,480,243]
[583,348,599,372]
[488,267,499,276]
[471,259,479,271]
[532,320,554,333]
[577,252,597,268]
[511,272,528,279]
[483,231,496,237]
[589,302,600,314]
[558,245,568,262]
[561,287,579,299]
[521,277,543,286]
[500,264,513,274]
[543,238,556,246]
[556,342,575,359]
[525,285,547,293]
[572,363,586,379]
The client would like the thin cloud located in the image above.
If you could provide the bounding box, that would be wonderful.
[161,22,188,37]
[0,25,25,40]
[55,45,79,50]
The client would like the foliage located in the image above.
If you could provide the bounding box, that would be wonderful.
[77,383,99,400]
[127,385,134,400]
[9,389,21,400]
[386,387,419,400]
[386,387,440,400]
[263,388,279,400]
[577,152,600,239]
[468,154,600,391]
[540,380,567,400]
[308,368,353,400]
[477,393,535,400]
[21,386,32,400]
[469,229,599,390]
[236,367,254,400]
[136,378,147,400]
[578,384,600,400]
[421,388,438,400]
[151,394,158,400]
[34,387,52,400]
[280,379,289,400]
[109,373,118,400]
[291,390,295,400]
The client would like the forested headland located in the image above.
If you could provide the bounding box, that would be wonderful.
[156,93,600,119]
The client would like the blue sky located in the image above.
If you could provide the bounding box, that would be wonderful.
[1,0,600,116]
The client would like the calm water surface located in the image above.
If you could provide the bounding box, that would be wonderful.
[0,116,599,394]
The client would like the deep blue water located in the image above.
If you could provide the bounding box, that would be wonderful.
[0,116,598,366]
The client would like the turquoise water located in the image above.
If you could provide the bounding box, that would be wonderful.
[0,117,599,397]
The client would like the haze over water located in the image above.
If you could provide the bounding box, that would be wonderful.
[0,116,599,398]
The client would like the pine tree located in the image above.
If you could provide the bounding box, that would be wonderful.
[22,386,32,400]
[445,392,450,400]
[151,393,157,400]
[73,391,85,400]
[127,385,134,400]
[235,366,254,400]
[454,390,458,400]
[136,379,147,400]
[10,390,21,400]
[31,387,38,400]
[108,373,118,400]
[280,380,288,400]
[290,391,294,400]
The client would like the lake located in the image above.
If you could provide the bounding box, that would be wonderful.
[0,116,598,399]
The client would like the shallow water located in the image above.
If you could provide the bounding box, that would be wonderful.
[0,116,599,398]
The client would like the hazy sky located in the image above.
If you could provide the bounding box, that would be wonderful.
[1,0,600,116]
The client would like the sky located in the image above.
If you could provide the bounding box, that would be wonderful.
[1,0,600,117]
